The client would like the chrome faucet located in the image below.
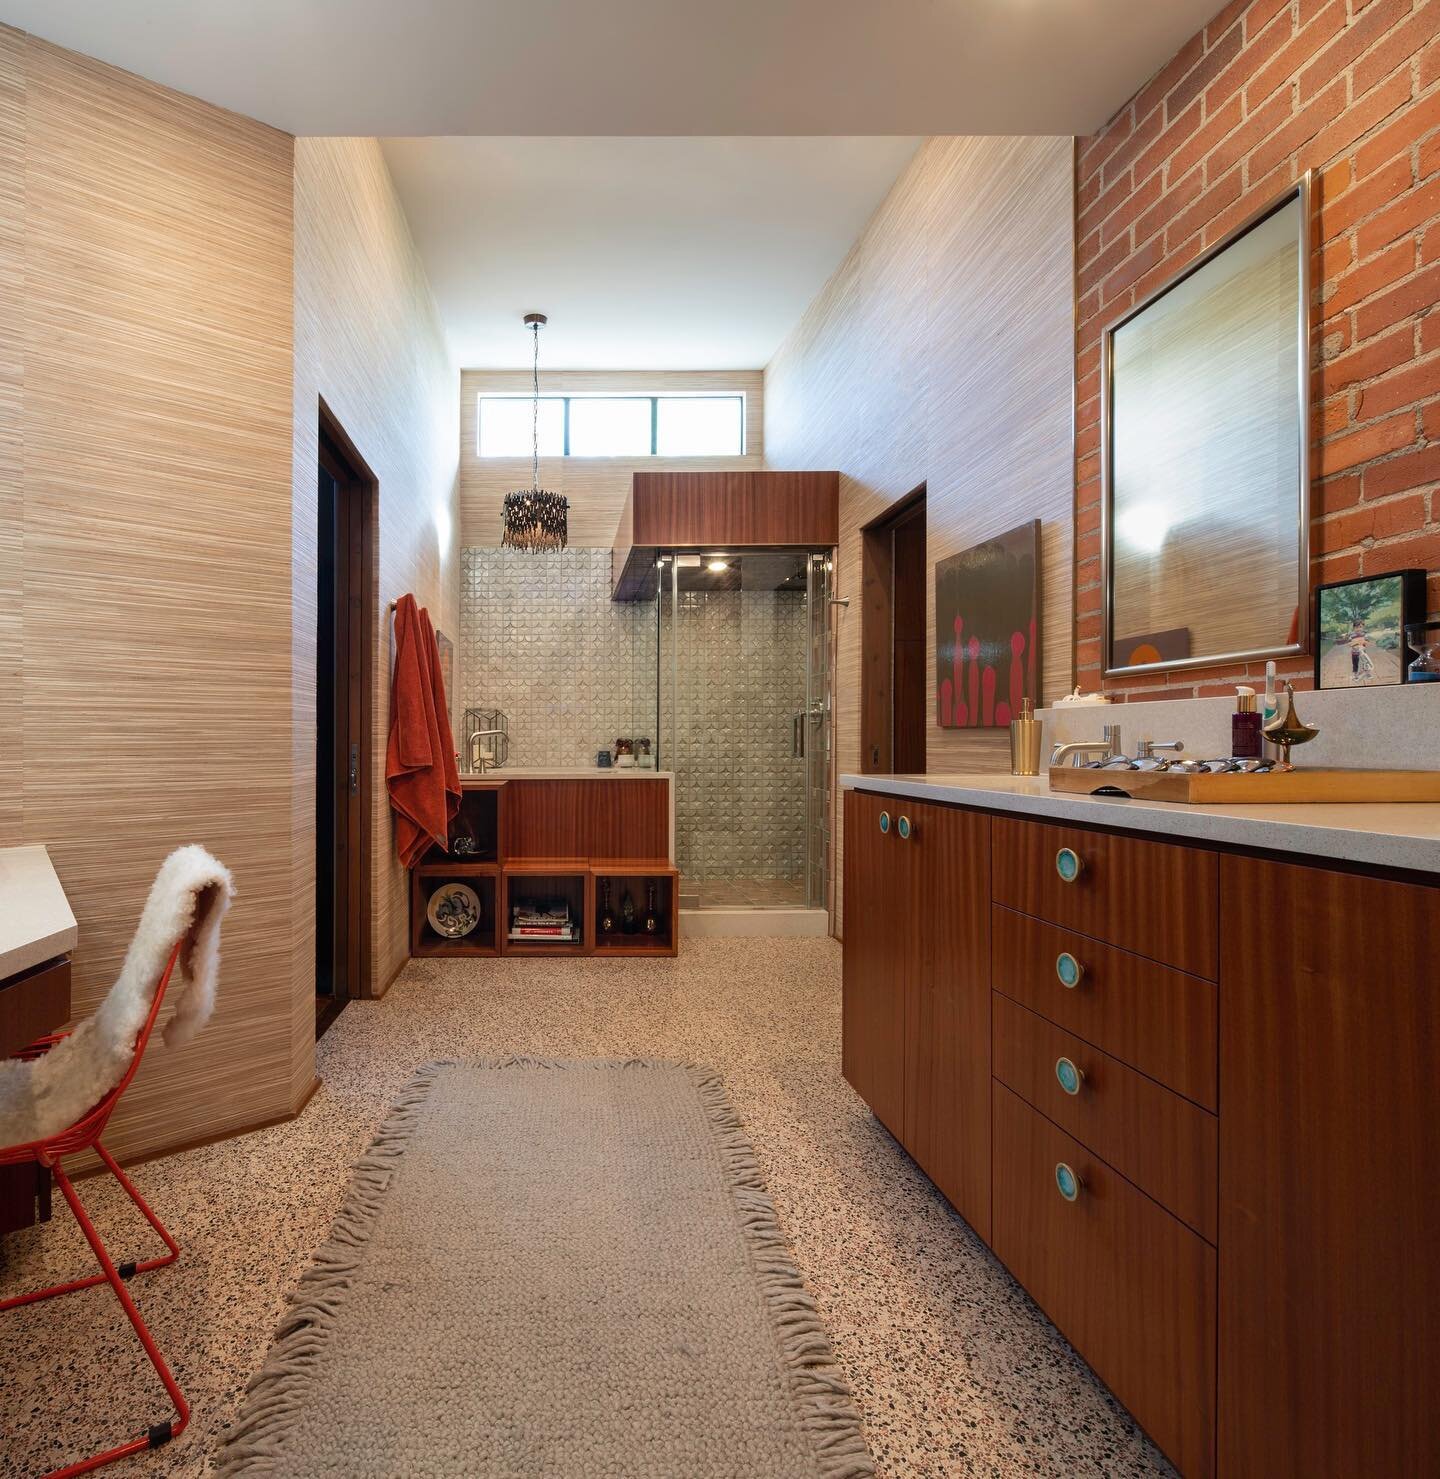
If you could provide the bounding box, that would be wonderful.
[1050,724,1123,768]
[1093,737,1186,772]
[1135,739,1184,764]
[468,728,507,773]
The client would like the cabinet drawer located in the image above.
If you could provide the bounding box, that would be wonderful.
[991,905,1216,1110]
[993,994,1217,1242]
[991,814,1217,977]
[0,956,72,1059]
[993,1082,1216,1479]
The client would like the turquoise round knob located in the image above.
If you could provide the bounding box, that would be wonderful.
[897,814,912,840]
[1055,1056,1084,1096]
[1055,846,1083,883]
[879,810,890,834]
[1055,951,1084,989]
[1055,1162,1082,1202]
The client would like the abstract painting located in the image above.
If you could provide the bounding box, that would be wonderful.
[936,520,1040,729]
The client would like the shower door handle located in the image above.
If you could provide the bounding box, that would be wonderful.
[792,712,805,759]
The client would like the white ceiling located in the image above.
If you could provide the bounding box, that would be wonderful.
[0,0,1221,137]
[381,137,921,369]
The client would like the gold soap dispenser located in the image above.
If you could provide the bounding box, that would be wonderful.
[1010,696,1043,776]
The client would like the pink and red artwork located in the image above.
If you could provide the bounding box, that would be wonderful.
[936,520,1041,729]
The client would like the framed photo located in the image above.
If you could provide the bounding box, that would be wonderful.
[1312,570,1425,689]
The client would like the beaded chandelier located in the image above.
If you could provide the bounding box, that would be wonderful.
[501,313,569,552]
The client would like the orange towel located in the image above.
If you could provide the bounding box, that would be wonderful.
[386,594,461,868]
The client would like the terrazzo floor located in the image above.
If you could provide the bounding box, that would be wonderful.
[0,938,1171,1478]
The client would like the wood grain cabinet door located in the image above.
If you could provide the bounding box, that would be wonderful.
[1219,856,1440,1479]
[993,1083,1216,1479]
[903,802,992,1242]
[842,789,911,1139]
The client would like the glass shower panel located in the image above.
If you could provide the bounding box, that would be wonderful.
[628,561,659,771]
[661,551,824,910]
[804,553,833,910]
[742,552,809,907]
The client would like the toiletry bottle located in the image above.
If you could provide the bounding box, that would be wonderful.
[1232,686,1263,759]
[1009,696,1043,776]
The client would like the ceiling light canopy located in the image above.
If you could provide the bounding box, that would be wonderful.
[500,313,569,553]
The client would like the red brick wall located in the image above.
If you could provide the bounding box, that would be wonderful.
[1076,0,1440,700]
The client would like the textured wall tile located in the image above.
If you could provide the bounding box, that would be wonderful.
[460,548,808,882]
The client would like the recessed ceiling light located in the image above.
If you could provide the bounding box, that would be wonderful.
[707,558,729,573]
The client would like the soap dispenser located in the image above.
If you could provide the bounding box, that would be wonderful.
[1232,686,1263,760]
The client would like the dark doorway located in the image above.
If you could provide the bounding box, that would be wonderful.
[860,486,927,775]
[315,404,375,1035]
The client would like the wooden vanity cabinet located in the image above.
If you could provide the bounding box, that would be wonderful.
[1218,856,1440,1479]
[842,790,992,1239]
[844,787,1439,1478]
[841,789,909,1138]
[903,801,991,1240]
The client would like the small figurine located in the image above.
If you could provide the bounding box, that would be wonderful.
[1261,682,1319,770]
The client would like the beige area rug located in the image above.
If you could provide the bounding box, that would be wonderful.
[220,1058,873,1477]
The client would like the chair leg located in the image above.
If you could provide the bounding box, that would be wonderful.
[0,1143,180,1311]
[0,1160,189,1478]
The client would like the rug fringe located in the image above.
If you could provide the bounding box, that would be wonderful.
[219,1056,873,1478]
[685,1062,877,1479]
[217,1059,455,1474]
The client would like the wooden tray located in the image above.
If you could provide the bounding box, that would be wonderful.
[1047,766,1440,805]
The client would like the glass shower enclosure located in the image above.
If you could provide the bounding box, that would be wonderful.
[651,550,832,912]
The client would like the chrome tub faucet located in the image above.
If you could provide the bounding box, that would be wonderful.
[468,728,507,773]
[1050,724,1123,769]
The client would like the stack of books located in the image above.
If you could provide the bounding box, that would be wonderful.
[509,902,575,943]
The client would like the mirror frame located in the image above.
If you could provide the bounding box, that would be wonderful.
[1101,171,1312,678]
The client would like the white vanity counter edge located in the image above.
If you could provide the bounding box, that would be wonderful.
[0,845,78,978]
[840,772,1440,876]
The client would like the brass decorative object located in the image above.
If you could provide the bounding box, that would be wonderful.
[1261,681,1319,769]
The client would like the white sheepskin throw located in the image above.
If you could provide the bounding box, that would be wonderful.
[0,845,234,1150]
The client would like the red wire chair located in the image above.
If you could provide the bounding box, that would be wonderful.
[0,939,189,1478]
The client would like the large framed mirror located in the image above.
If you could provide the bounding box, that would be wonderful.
[1102,174,1311,676]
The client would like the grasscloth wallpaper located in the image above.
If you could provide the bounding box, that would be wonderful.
[0,27,459,1163]
[765,136,1076,932]
[293,136,459,1041]
[0,29,20,845]
[0,27,298,1161]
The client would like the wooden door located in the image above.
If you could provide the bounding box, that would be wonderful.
[889,508,926,773]
[858,486,925,774]
[842,788,910,1138]
[904,802,991,1241]
[1218,856,1440,1478]
[316,409,375,1021]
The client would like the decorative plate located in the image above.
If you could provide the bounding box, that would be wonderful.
[427,882,481,938]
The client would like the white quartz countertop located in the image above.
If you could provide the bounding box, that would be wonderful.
[460,768,671,781]
[841,772,1440,876]
[0,845,79,979]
